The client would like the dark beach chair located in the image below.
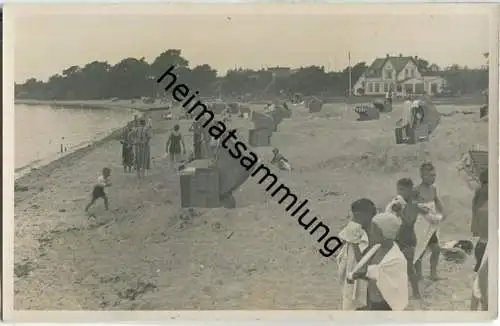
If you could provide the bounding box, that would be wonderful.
[469,149,488,180]
[354,104,380,121]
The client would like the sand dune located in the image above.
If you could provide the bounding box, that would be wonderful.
[14,101,487,310]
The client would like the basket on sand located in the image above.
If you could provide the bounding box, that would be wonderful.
[307,97,323,113]
[442,248,467,263]
[441,240,474,264]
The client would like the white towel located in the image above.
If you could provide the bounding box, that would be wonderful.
[385,195,407,214]
[365,244,409,311]
[413,201,443,264]
[337,222,369,310]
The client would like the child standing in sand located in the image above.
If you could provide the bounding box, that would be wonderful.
[85,167,112,212]
[337,198,377,310]
[385,178,422,299]
[414,162,445,281]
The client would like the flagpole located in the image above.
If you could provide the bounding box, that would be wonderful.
[348,51,352,97]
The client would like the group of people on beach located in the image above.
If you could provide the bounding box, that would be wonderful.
[85,114,155,213]
[120,115,153,177]
[336,162,489,311]
[83,99,488,311]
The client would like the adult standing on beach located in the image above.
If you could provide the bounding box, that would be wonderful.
[131,118,151,178]
[120,123,134,173]
[146,114,153,130]
[145,114,153,171]
[190,120,203,160]
[165,124,186,170]
[385,87,393,105]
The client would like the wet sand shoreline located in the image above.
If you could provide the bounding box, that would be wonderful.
[13,99,160,183]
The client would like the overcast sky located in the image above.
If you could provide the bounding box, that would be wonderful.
[11,4,492,83]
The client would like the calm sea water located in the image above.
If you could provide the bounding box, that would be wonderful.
[15,104,135,169]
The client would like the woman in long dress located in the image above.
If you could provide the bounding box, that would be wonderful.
[132,118,151,178]
[120,123,134,172]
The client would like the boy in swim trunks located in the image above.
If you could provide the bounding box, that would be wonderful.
[85,167,112,212]
[387,178,422,298]
[415,162,445,281]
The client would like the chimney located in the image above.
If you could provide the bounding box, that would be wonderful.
[399,53,402,57]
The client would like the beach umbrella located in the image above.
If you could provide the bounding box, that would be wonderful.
[419,98,441,135]
[252,110,276,130]
[213,130,252,199]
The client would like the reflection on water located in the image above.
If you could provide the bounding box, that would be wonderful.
[15,104,134,169]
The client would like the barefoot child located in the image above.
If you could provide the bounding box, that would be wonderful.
[85,167,112,212]
[337,198,377,310]
[386,178,422,298]
[414,162,445,281]
[348,212,409,311]
[271,148,292,171]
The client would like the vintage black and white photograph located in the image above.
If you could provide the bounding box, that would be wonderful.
[5,3,498,322]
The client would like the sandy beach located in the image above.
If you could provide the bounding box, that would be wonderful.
[14,101,487,310]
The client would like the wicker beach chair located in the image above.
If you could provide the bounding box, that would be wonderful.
[307,97,323,113]
[354,104,380,121]
[457,146,488,190]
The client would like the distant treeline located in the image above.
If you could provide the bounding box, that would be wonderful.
[15,49,488,101]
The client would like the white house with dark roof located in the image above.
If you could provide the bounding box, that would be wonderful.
[353,54,447,96]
